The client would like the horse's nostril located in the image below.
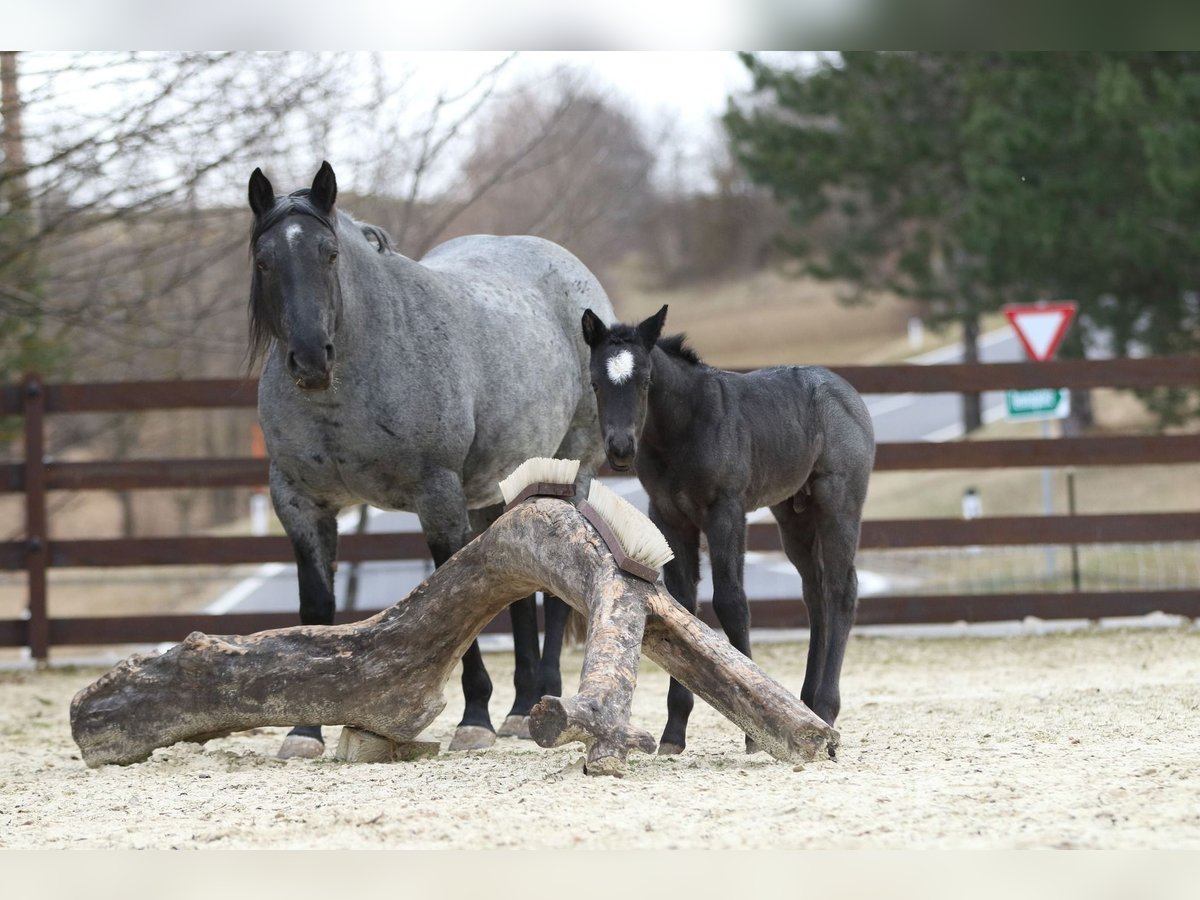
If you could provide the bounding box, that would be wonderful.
[324,344,334,364]
[286,351,298,372]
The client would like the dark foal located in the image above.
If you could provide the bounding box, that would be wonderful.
[582,305,874,754]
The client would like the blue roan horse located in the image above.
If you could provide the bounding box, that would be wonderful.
[248,162,612,757]
[582,305,875,754]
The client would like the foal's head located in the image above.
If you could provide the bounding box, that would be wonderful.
[247,161,342,391]
[581,305,667,471]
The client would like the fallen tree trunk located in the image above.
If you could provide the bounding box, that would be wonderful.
[71,498,835,774]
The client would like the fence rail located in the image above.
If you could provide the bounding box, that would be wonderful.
[4,357,1199,659]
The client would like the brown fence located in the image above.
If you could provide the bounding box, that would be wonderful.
[3,357,1200,659]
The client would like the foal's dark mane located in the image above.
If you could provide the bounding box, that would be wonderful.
[657,333,703,366]
[602,323,704,367]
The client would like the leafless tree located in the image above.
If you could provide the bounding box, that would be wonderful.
[441,69,656,274]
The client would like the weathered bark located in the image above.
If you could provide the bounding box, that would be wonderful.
[71,498,836,774]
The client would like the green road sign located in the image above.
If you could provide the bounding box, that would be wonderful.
[1006,388,1070,421]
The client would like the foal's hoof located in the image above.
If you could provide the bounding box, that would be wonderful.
[277,735,325,760]
[497,714,532,739]
[657,741,685,756]
[448,725,497,751]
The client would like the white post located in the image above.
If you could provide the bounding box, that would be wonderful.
[250,491,270,537]
[907,317,924,350]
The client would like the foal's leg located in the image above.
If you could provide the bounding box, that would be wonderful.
[271,467,339,759]
[774,475,861,728]
[417,468,495,751]
[652,503,701,755]
[704,497,760,753]
[805,474,864,728]
[770,499,825,716]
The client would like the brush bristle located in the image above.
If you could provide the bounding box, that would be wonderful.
[498,457,581,505]
[585,481,675,571]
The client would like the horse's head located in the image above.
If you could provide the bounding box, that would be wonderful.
[581,304,667,472]
[247,161,342,391]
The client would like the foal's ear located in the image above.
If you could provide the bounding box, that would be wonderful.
[248,168,275,218]
[310,160,338,214]
[637,304,668,350]
[581,309,609,348]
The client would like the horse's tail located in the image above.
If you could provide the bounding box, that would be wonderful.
[563,607,588,647]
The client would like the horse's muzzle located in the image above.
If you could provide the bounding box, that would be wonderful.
[287,344,334,391]
[294,371,332,392]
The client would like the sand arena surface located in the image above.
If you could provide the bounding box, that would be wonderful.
[2,627,1198,849]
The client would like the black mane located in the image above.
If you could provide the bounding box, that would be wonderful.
[601,324,703,366]
[657,332,703,365]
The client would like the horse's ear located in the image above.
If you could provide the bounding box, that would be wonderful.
[581,309,609,348]
[311,161,337,214]
[637,304,668,350]
[248,168,275,218]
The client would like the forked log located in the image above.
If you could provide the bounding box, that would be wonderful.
[71,499,835,774]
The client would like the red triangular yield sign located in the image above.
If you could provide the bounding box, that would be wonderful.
[1004,302,1077,361]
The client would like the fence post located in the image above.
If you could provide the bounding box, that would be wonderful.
[22,372,48,661]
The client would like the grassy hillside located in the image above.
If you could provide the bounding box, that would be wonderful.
[611,265,929,368]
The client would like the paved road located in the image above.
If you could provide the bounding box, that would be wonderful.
[208,328,1025,619]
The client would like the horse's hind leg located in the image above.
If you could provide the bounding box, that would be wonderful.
[499,596,541,737]
[538,595,570,698]
[271,468,339,759]
[468,504,541,739]
[651,503,701,755]
[420,469,496,751]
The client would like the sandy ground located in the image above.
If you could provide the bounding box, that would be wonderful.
[2,626,1199,849]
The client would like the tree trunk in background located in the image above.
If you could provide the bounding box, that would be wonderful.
[1,52,29,219]
[960,313,983,434]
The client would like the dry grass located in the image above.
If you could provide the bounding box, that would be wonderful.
[613,266,928,367]
[865,389,1200,521]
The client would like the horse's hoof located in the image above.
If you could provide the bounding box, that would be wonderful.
[497,714,532,739]
[277,735,325,760]
[657,741,685,756]
[448,725,497,751]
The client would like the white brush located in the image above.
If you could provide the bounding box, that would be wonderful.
[499,457,581,510]
[579,480,674,583]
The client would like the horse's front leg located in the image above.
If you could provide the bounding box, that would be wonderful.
[270,466,339,759]
[418,468,495,751]
[705,496,759,753]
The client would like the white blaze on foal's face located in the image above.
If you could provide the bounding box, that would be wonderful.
[606,349,635,385]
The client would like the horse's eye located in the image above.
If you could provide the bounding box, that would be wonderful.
[328,251,339,264]
[255,259,268,272]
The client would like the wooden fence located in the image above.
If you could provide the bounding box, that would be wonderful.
[3,356,1200,660]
